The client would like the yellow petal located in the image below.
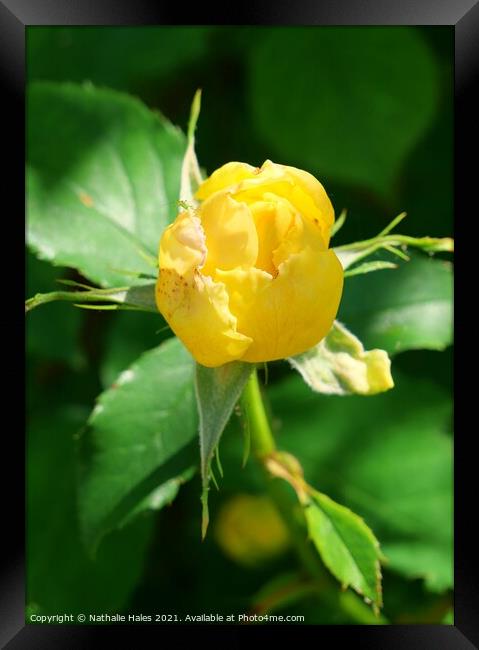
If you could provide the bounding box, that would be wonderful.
[195,161,258,201]
[159,210,206,276]
[216,247,344,362]
[249,198,299,275]
[156,269,252,367]
[198,191,259,275]
[232,160,333,247]
[279,162,335,230]
[156,210,252,367]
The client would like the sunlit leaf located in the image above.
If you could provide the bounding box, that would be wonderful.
[27,82,185,287]
[269,372,452,591]
[78,337,197,550]
[304,490,382,611]
[339,255,453,354]
[195,361,253,537]
[289,321,393,396]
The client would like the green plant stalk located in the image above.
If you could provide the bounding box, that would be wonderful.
[25,288,127,312]
[241,370,276,456]
[240,368,387,625]
[334,232,453,253]
[25,285,158,314]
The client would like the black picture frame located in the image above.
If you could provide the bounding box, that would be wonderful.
[4,1,474,647]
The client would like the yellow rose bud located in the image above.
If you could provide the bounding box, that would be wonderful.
[156,160,344,367]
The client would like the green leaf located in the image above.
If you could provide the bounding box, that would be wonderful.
[78,337,197,550]
[195,361,253,536]
[100,312,169,389]
[28,407,154,615]
[304,490,382,610]
[28,27,210,92]
[338,254,453,355]
[249,27,439,196]
[289,321,394,396]
[119,466,196,528]
[269,371,452,592]
[380,540,452,593]
[27,82,185,287]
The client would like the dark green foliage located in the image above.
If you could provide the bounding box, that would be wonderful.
[26,26,453,623]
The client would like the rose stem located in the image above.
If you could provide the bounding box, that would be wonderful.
[240,367,387,625]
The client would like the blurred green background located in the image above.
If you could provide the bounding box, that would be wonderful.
[26,26,453,624]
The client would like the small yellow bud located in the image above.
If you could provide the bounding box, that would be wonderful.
[214,494,290,566]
